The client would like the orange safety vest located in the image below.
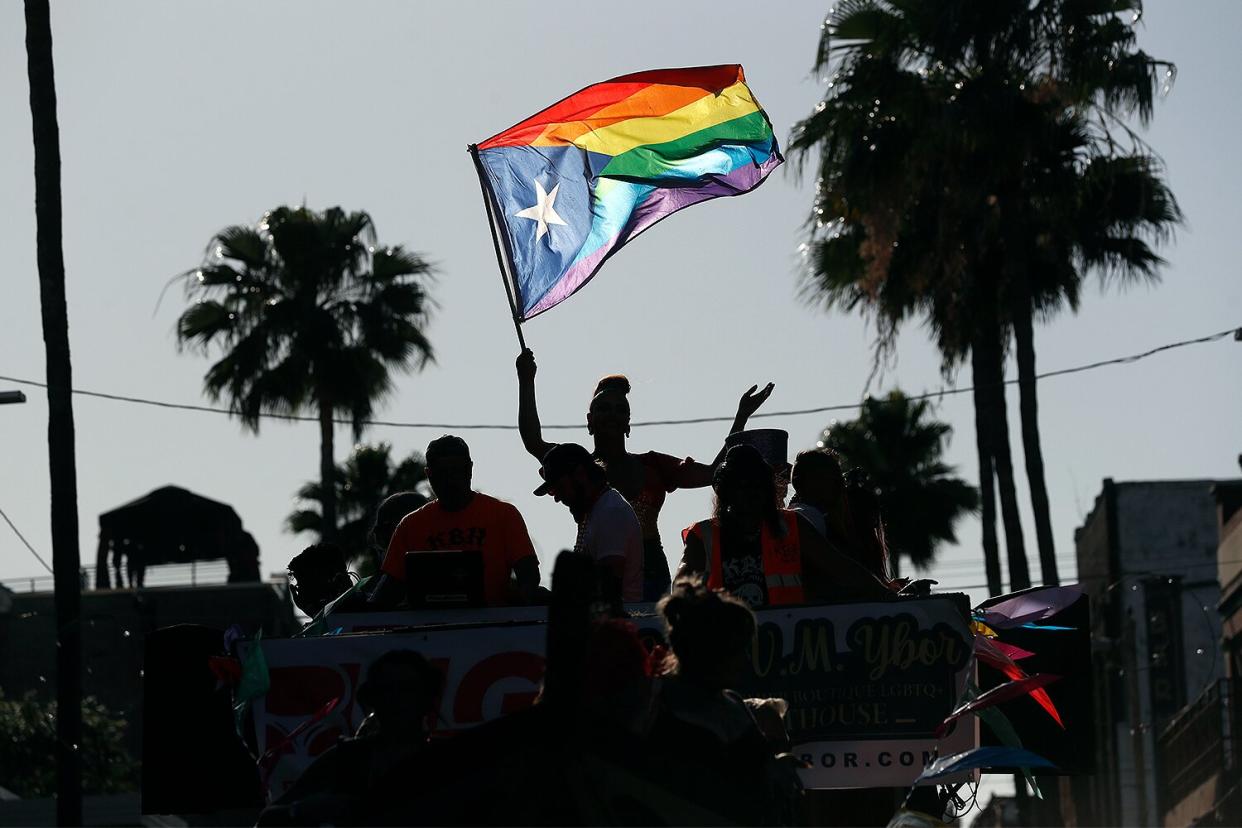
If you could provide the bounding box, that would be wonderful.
[681,510,804,605]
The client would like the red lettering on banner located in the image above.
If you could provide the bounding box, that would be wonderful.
[264,664,362,763]
[452,652,546,723]
[266,666,349,716]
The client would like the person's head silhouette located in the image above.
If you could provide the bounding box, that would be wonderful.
[425,434,474,510]
[712,444,782,536]
[587,375,632,440]
[287,542,352,617]
[356,649,443,739]
[372,491,427,557]
[792,447,846,512]
[657,578,756,689]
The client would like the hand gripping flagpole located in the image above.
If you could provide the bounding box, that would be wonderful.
[468,144,528,350]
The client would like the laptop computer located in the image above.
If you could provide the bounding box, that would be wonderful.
[404,549,485,609]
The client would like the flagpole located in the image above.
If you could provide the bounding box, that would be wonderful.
[468,144,527,350]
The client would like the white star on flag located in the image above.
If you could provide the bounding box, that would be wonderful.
[513,179,567,241]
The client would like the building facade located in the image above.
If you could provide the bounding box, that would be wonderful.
[1155,477,1242,826]
[1061,479,1227,826]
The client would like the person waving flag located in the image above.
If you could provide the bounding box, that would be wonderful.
[470,65,783,331]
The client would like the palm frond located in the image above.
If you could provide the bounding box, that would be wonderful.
[286,509,323,535]
[371,246,436,282]
[213,225,270,271]
[176,301,236,351]
[820,389,977,570]
[285,442,429,555]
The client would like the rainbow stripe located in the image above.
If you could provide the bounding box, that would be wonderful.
[472,65,782,320]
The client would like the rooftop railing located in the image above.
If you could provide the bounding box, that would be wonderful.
[1,558,234,594]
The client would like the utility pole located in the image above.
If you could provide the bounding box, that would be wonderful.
[24,1,82,824]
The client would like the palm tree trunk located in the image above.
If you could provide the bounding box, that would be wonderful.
[25,1,82,822]
[980,319,1031,591]
[971,346,1003,596]
[318,397,337,541]
[1013,295,1059,586]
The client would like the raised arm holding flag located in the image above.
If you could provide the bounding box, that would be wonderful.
[517,349,773,601]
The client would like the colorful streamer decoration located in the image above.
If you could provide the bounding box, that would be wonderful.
[977,585,1082,630]
[914,747,1057,783]
[988,639,1036,663]
[970,619,999,639]
[991,660,1066,728]
[935,674,1063,737]
[974,704,1043,800]
[233,630,270,734]
[974,634,1035,672]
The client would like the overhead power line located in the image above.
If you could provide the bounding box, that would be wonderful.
[0,504,53,575]
[0,326,1236,431]
[931,555,1235,591]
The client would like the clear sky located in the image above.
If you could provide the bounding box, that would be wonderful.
[2,0,1239,608]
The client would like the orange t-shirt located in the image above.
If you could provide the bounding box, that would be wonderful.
[380,492,537,606]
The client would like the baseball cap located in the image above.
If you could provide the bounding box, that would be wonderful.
[533,443,596,496]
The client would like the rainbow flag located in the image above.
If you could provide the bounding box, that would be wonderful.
[471,65,783,321]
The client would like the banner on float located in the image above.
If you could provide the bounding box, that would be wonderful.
[250,597,975,794]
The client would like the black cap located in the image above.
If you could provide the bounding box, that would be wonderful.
[534,443,596,496]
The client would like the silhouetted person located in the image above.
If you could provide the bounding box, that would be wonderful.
[535,442,642,607]
[518,348,773,600]
[371,551,630,826]
[843,468,896,584]
[260,649,441,825]
[645,578,802,824]
[287,542,352,618]
[371,490,427,567]
[111,545,126,589]
[127,552,147,589]
[373,435,540,608]
[679,445,894,607]
[142,625,263,818]
[306,490,428,621]
[789,447,851,543]
[724,428,794,509]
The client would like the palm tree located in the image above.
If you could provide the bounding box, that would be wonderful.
[790,0,1179,593]
[24,1,82,821]
[287,442,429,572]
[818,392,978,575]
[176,206,436,540]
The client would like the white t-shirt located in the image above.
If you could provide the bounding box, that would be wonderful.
[573,487,643,602]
